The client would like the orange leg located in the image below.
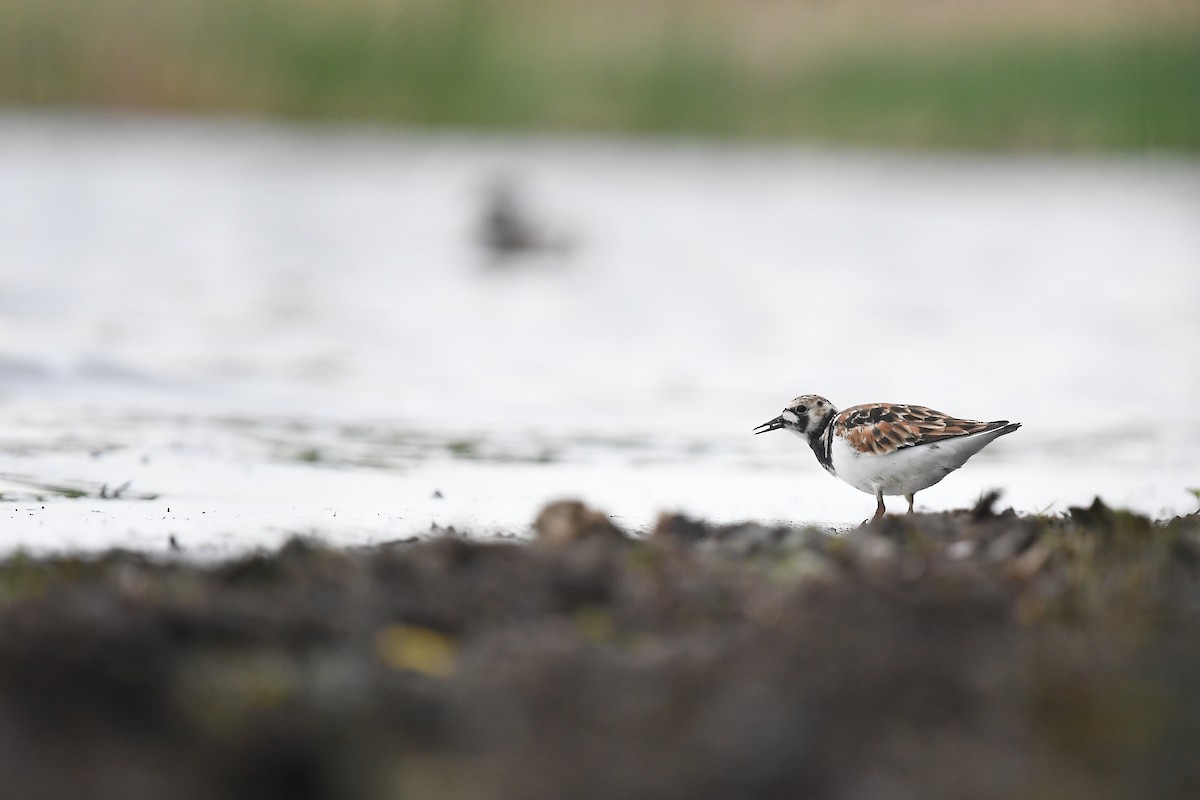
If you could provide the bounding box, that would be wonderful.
[872,493,886,521]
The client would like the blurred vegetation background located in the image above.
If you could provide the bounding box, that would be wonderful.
[2,0,1198,151]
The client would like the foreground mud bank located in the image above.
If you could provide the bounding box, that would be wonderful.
[1,498,1198,800]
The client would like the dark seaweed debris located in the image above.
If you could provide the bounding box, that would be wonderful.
[1,500,1199,800]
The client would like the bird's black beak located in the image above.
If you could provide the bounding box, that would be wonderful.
[753,415,786,435]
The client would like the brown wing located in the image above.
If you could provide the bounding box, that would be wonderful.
[835,403,1007,456]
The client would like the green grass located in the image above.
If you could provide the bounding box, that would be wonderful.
[781,35,1200,150]
[1,0,1197,151]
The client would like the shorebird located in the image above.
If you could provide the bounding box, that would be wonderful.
[479,176,571,263]
[754,394,1020,521]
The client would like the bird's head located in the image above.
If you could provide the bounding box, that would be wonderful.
[754,394,836,439]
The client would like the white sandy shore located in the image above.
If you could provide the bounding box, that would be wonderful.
[1,113,1197,553]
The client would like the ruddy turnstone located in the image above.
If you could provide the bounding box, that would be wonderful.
[754,395,1020,521]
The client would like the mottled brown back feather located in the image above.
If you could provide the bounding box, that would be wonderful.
[836,403,1008,455]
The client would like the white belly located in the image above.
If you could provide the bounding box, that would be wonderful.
[828,429,1004,497]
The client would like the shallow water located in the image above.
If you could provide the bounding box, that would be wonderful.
[1,112,1198,553]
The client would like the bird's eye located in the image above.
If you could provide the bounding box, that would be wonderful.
[796,405,807,413]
